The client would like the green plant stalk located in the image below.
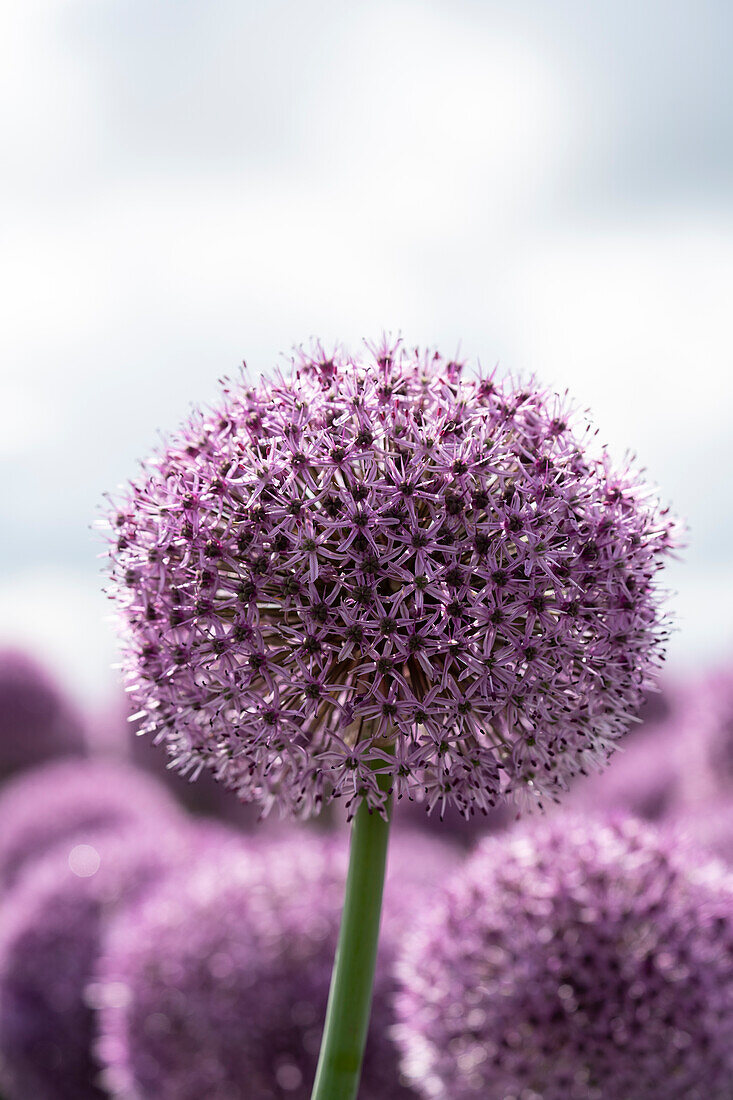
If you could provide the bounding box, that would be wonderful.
[310,780,393,1100]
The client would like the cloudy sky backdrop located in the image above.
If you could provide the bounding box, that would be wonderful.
[2,0,732,701]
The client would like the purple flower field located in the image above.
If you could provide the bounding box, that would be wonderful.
[2,5,732,1096]
[1,634,733,1096]
[1,337,732,1097]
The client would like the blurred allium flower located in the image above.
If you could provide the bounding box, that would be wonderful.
[105,340,676,819]
[396,795,513,847]
[95,692,260,826]
[672,800,733,868]
[128,712,258,821]
[634,684,673,728]
[0,647,86,782]
[96,830,455,1100]
[685,664,733,802]
[0,826,200,1100]
[566,721,685,823]
[394,817,733,1100]
[567,666,733,824]
[0,758,180,890]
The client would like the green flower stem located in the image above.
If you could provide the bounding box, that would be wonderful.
[311,780,393,1100]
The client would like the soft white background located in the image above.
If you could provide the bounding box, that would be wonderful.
[2,0,732,702]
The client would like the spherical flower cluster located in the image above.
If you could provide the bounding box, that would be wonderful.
[106,340,676,819]
[0,825,201,1100]
[96,830,455,1100]
[0,758,181,890]
[394,816,733,1100]
[0,647,86,782]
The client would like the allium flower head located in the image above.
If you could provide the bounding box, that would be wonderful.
[0,647,86,782]
[394,816,733,1100]
[0,758,181,891]
[0,825,202,1100]
[96,830,455,1100]
[106,340,676,819]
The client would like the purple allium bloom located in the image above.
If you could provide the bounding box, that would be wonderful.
[394,816,733,1100]
[105,340,676,820]
[0,825,202,1100]
[0,758,181,891]
[0,647,86,783]
[96,830,455,1100]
